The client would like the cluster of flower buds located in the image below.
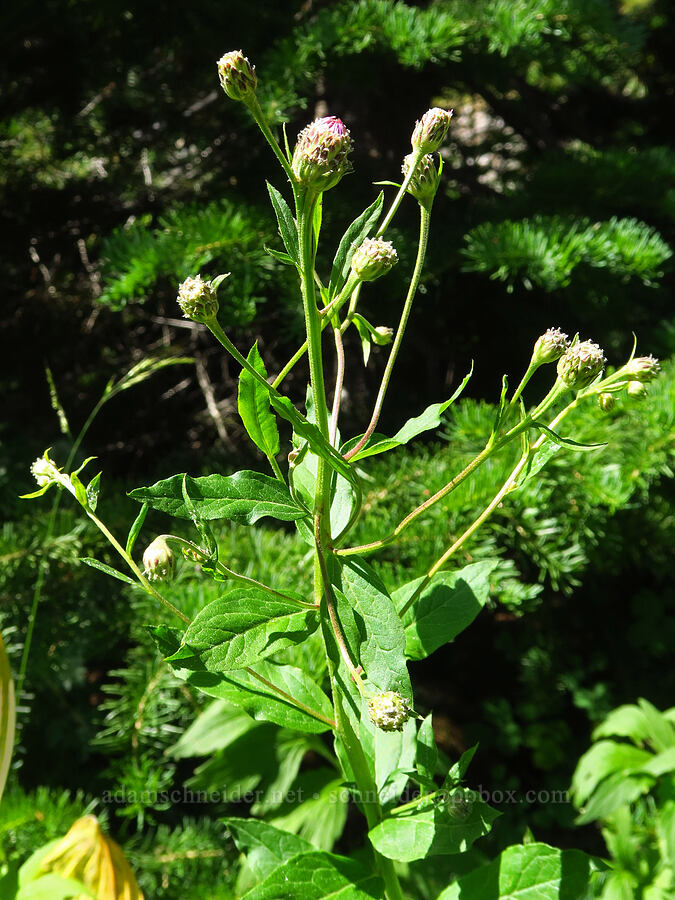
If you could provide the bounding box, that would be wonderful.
[217,50,257,102]
[143,537,175,582]
[367,690,412,733]
[402,153,441,209]
[532,327,569,366]
[411,107,453,154]
[557,339,606,390]
[177,274,220,323]
[350,237,398,283]
[291,116,353,194]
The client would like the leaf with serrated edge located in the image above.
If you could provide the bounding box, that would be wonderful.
[168,589,318,673]
[224,818,313,881]
[238,344,280,460]
[438,842,594,899]
[266,182,299,264]
[394,561,498,661]
[129,471,304,524]
[241,849,384,899]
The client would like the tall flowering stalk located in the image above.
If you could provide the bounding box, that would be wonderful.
[21,49,661,899]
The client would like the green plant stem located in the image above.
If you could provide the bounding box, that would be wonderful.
[330,325,346,446]
[506,361,539,416]
[85,511,190,623]
[268,454,285,483]
[345,205,430,461]
[245,95,295,183]
[376,148,424,236]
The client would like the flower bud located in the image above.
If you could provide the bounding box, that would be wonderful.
[532,327,569,365]
[367,691,411,733]
[597,392,616,412]
[402,153,441,208]
[35,815,143,899]
[626,380,647,399]
[622,355,660,384]
[411,107,453,153]
[291,116,353,193]
[373,326,394,346]
[30,451,63,489]
[143,537,175,582]
[217,50,257,102]
[177,275,219,323]
[557,340,606,390]
[350,238,398,283]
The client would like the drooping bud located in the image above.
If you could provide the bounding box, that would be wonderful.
[622,355,660,384]
[626,380,647,399]
[35,816,144,899]
[350,238,398,283]
[597,392,616,412]
[402,153,441,208]
[532,327,569,365]
[373,326,394,346]
[367,691,411,733]
[177,275,219,323]
[557,340,606,390]
[143,537,175,582]
[217,50,257,102]
[291,116,353,193]
[411,107,453,153]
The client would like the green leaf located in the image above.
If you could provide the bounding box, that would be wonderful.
[168,588,318,673]
[571,740,653,807]
[416,715,439,785]
[592,704,653,744]
[241,849,384,899]
[328,192,384,299]
[170,700,259,758]
[291,449,356,542]
[128,471,304,524]
[16,875,96,900]
[369,790,499,861]
[575,772,654,825]
[266,182,299,264]
[85,471,101,511]
[125,501,148,555]
[264,246,297,266]
[224,818,313,882]
[637,697,675,751]
[268,768,350,851]
[531,421,607,452]
[238,344,280,461]
[394,561,498,661]
[0,630,16,807]
[78,557,136,586]
[438,842,594,899]
[444,745,478,788]
[344,366,473,461]
[270,394,357,487]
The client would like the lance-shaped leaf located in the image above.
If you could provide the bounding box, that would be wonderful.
[238,344,280,460]
[129,471,304,524]
[438,842,595,899]
[241,849,385,899]
[0,630,16,806]
[328,192,384,299]
[394,561,498,661]
[79,558,137,587]
[531,420,607,452]
[369,791,499,862]
[267,182,299,264]
[167,588,318,673]
[343,366,473,461]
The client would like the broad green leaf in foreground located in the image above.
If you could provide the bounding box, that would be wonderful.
[129,471,304,524]
[369,791,499,862]
[224,818,313,881]
[238,344,280,461]
[394,561,498,660]
[241,849,385,899]
[571,739,653,807]
[148,628,333,733]
[167,589,318,672]
[438,841,595,899]
[169,700,259,758]
[268,767,350,852]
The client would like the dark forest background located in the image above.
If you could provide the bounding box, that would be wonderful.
[1,0,673,894]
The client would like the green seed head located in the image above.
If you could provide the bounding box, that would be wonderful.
[291,116,353,193]
[557,339,606,390]
[402,153,441,208]
[597,392,616,412]
[350,238,398,283]
[217,50,257,102]
[626,380,648,399]
[622,354,660,384]
[533,327,569,365]
[367,691,411,733]
[411,107,453,153]
[143,537,175,582]
[177,275,219,323]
